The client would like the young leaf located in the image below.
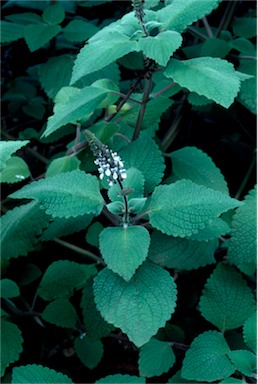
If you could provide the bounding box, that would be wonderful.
[0,140,29,172]
[63,19,99,42]
[2,320,23,377]
[232,17,257,39]
[93,262,177,347]
[148,231,217,270]
[120,134,165,194]
[24,23,61,52]
[139,338,176,377]
[138,31,182,67]
[9,170,104,218]
[164,57,251,109]
[96,374,145,383]
[11,365,73,383]
[243,312,256,353]
[1,201,49,261]
[149,180,241,237]
[46,156,80,177]
[74,337,103,369]
[108,167,144,201]
[227,186,256,275]
[0,156,30,183]
[181,331,235,382]
[199,263,256,332]
[200,38,231,58]
[86,222,104,248]
[0,21,24,43]
[169,146,229,194]
[99,226,150,281]
[42,3,65,26]
[128,197,147,214]
[38,260,86,300]
[228,350,256,377]
[42,298,77,328]
[1,279,20,299]
[106,201,124,215]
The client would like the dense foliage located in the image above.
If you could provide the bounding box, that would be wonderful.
[1,0,256,383]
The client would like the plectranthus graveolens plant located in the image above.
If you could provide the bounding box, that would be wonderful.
[1,0,256,382]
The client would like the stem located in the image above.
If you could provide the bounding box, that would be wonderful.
[202,16,213,38]
[54,238,105,265]
[108,90,142,104]
[117,179,129,225]
[132,77,153,141]
[234,154,256,199]
[102,206,120,226]
[151,82,176,99]
[130,210,151,224]
[161,97,186,151]
[168,341,190,351]
[187,26,208,41]
[215,0,238,37]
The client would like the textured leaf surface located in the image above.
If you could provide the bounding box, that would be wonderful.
[228,350,256,377]
[149,180,241,237]
[138,31,182,67]
[243,312,256,353]
[199,263,256,332]
[43,86,108,137]
[148,231,217,270]
[9,170,104,218]
[182,331,234,382]
[164,57,247,108]
[100,226,150,281]
[96,374,145,383]
[0,156,30,183]
[42,298,77,328]
[1,279,20,299]
[227,186,256,275]
[63,19,99,42]
[12,365,73,383]
[46,156,80,177]
[139,338,176,377]
[81,278,115,341]
[170,146,229,194]
[0,21,24,43]
[74,337,103,369]
[121,134,165,194]
[93,262,177,347]
[24,23,61,52]
[0,140,29,172]
[38,260,86,300]
[187,218,231,241]
[1,201,49,261]
[2,320,23,377]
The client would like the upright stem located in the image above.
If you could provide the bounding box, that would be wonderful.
[132,77,153,141]
[117,179,129,225]
[234,153,256,199]
[202,17,213,38]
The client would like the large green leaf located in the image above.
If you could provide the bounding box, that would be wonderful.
[139,338,176,377]
[170,146,229,194]
[1,201,49,261]
[9,170,104,218]
[148,231,217,270]
[199,263,256,332]
[93,262,177,347]
[63,19,99,42]
[99,226,150,281]
[228,350,256,377]
[138,31,182,67]
[96,374,145,383]
[182,331,235,382]
[74,336,103,369]
[149,180,241,237]
[186,218,231,241]
[1,320,23,377]
[0,21,24,43]
[121,134,165,194]
[43,86,108,137]
[42,298,77,328]
[0,140,29,172]
[164,57,251,109]
[0,156,30,184]
[1,279,20,299]
[38,260,86,300]
[243,312,256,353]
[24,23,61,52]
[227,187,256,275]
[5,12,42,25]
[12,365,73,383]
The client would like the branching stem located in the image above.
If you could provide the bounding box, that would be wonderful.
[132,77,153,141]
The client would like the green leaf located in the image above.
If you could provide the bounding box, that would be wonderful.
[139,338,176,377]
[138,31,182,67]
[182,331,235,382]
[149,180,241,237]
[24,23,61,52]
[200,38,231,58]
[5,12,42,24]
[70,31,137,84]
[243,312,256,353]
[9,170,104,218]
[148,231,217,270]
[63,19,99,42]
[38,260,86,300]
[1,201,49,261]
[11,365,73,383]
[42,298,77,328]
[237,61,256,114]
[106,201,124,215]
[170,146,229,194]
[187,218,231,241]
[0,156,30,183]
[228,350,256,377]
[227,187,256,275]
[96,374,145,383]
[229,38,255,55]
[86,221,104,248]
[91,78,120,108]
[199,263,256,332]
[232,17,257,39]
[157,0,221,33]
[1,320,23,377]
[164,57,250,109]
[17,264,42,286]
[1,279,20,299]
[81,278,115,341]
[39,55,74,99]
[188,92,212,106]
[42,3,65,25]
[93,262,177,347]
[220,378,242,384]
[121,134,165,194]
[128,198,147,214]
[168,369,197,383]
[43,86,108,137]
[0,140,29,172]
[46,156,80,177]
[108,167,144,201]
[99,226,150,281]
[74,336,103,369]
[0,21,24,43]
